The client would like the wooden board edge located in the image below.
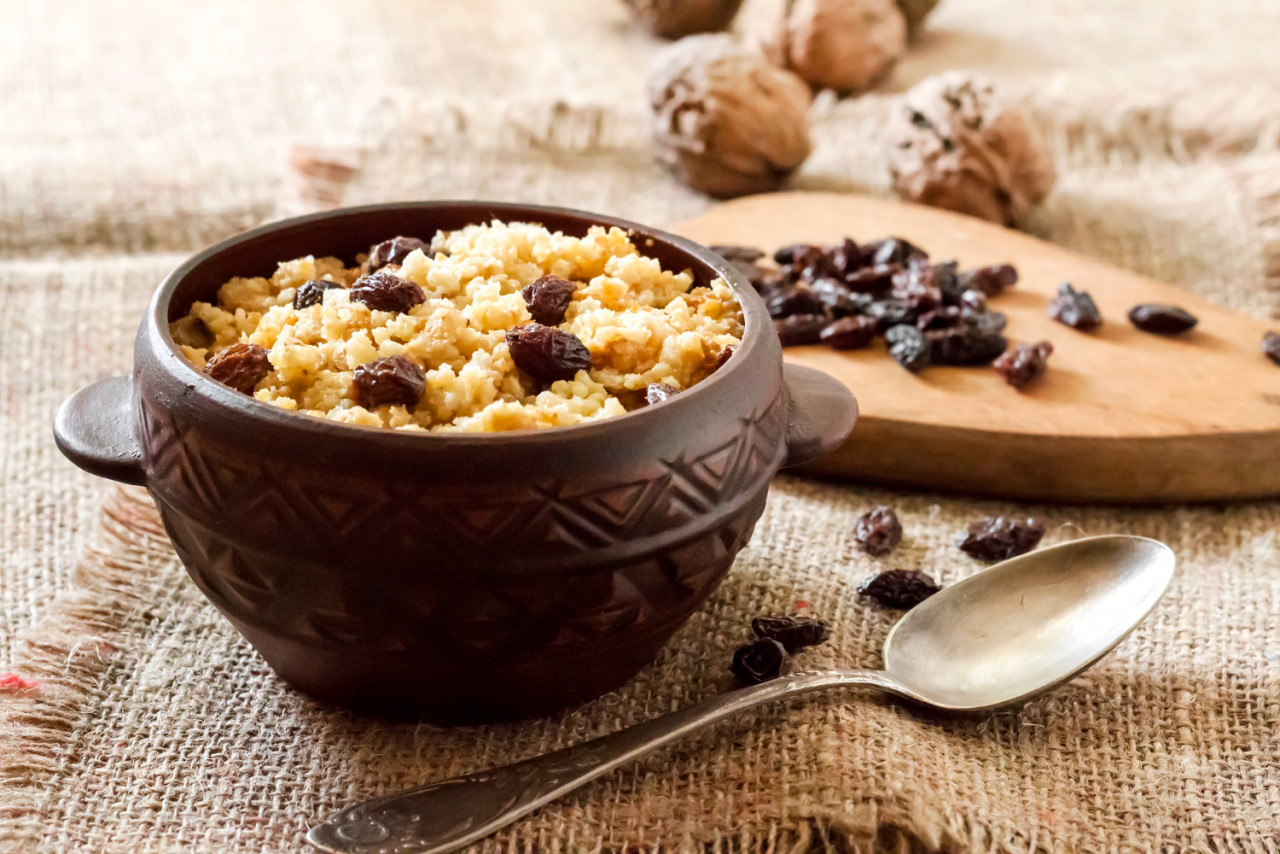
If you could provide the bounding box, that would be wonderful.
[797,417,1280,503]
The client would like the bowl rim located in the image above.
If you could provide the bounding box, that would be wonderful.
[143,200,773,449]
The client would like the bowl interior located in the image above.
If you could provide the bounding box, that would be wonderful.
[141,200,776,461]
[163,201,741,323]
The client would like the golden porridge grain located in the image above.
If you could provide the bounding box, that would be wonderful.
[172,221,743,432]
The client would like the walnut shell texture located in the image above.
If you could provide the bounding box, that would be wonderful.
[649,34,813,198]
[622,0,744,39]
[886,72,1057,227]
[759,0,907,95]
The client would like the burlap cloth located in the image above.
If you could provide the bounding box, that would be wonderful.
[3,1,1280,851]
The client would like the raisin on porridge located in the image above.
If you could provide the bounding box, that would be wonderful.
[172,222,743,432]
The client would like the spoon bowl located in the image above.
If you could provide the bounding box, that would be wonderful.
[883,535,1175,711]
[309,534,1175,854]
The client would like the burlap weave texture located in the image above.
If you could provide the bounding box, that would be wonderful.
[3,0,1280,851]
[3,483,1279,852]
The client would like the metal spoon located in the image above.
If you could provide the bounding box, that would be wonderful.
[309,535,1174,854]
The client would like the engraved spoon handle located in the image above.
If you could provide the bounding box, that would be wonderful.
[307,670,907,854]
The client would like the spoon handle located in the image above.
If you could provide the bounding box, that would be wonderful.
[308,670,901,854]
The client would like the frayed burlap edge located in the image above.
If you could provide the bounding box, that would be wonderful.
[0,487,169,849]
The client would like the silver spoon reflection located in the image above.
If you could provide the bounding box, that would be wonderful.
[309,535,1174,854]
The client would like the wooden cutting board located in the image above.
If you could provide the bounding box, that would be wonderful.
[675,192,1280,502]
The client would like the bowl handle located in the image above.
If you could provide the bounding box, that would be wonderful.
[53,375,146,485]
[781,364,858,468]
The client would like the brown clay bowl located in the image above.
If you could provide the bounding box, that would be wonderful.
[54,201,857,723]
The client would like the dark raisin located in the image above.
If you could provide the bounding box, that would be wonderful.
[1264,331,1280,365]
[773,243,820,266]
[928,326,1007,366]
[829,237,865,277]
[521,274,578,326]
[644,383,679,405]
[891,265,944,314]
[866,237,928,267]
[1128,303,1198,335]
[351,355,426,409]
[844,263,899,295]
[964,311,1008,335]
[205,343,272,394]
[751,616,830,652]
[766,285,825,319]
[867,298,913,332]
[774,245,829,283]
[350,271,426,313]
[854,505,903,556]
[994,341,1053,389]
[930,260,963,304]
[505,323,593,381]
[858,570,941,609]
[774,314,828,347]
[957,516,1045,561]
[959,289,988,313]
[886,324,931,372]
[960,264,1018,296]
[293,279,344,310]
[1048,283,1102,330]
[790,246,837,283]
[811,278,872,317]
[731,638,788,685]
[713,346,735,370]
[916,306,962,330]
[820,315,878,350]
[365,236,429,271]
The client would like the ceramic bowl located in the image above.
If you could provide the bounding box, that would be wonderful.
[54,202,857,723]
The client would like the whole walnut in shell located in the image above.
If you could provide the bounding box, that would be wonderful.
[886,72,1056,227]
[649,35,813,198]
[622,0,743,39]
[757,0,907,95]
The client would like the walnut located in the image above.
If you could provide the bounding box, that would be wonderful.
[896,0,941,39]
[622,0,743,39]
[755,0,906,95]
[648,35,813,198]
[885,72,1057,227]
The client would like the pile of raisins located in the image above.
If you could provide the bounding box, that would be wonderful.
[713,239,1019,376]
[717,238,1280,383]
